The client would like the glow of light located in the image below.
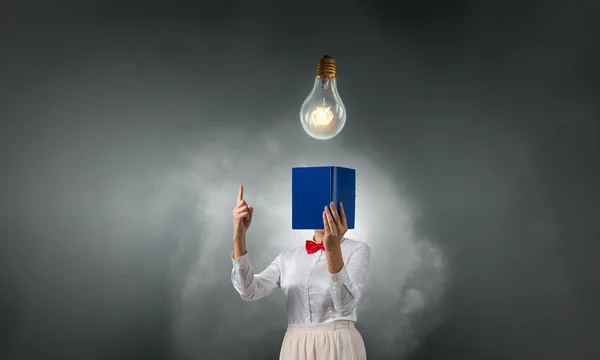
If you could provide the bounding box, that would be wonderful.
[309,106,334,126]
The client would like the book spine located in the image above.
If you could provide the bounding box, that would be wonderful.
[331,166,338,208]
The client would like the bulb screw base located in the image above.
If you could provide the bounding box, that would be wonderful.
[316,55,336,79]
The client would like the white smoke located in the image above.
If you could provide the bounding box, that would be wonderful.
[135,120,448,359]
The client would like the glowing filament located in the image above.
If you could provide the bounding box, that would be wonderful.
[309,106,334,126]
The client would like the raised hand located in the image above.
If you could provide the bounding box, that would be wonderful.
[323,202,348,251]
[232,184,254,240]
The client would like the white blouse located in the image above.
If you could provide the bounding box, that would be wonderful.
[231,237,371,324]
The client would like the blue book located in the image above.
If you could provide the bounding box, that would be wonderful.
[292,166,356,230]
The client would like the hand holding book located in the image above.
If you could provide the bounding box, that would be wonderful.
[323,201,348,251]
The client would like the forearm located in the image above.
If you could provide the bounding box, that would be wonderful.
[230,248,281,301]
[325,244,344,274]
[232,235,247,259]
[327,242,371,315]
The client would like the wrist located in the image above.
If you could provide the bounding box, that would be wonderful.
[325,243,341,252]
[233,235,245,243]
[232,236,247,260]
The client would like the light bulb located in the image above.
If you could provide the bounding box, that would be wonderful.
[299,55,346,140]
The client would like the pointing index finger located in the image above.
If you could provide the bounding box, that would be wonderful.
[237,184,244,203]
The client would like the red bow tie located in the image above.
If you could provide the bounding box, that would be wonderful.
[305,240,326,254]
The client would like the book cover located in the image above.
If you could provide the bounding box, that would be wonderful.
[291,166,356,230]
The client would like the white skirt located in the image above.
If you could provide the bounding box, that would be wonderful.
[279,321,367,360]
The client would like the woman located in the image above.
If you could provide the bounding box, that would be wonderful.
[230,184,371,360]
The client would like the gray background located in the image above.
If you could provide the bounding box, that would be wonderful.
[1,0,599,359]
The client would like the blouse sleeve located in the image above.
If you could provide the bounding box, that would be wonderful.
[329,242,371,316]
[231,252,281,301]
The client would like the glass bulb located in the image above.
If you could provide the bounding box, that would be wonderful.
[299,56,346,140]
